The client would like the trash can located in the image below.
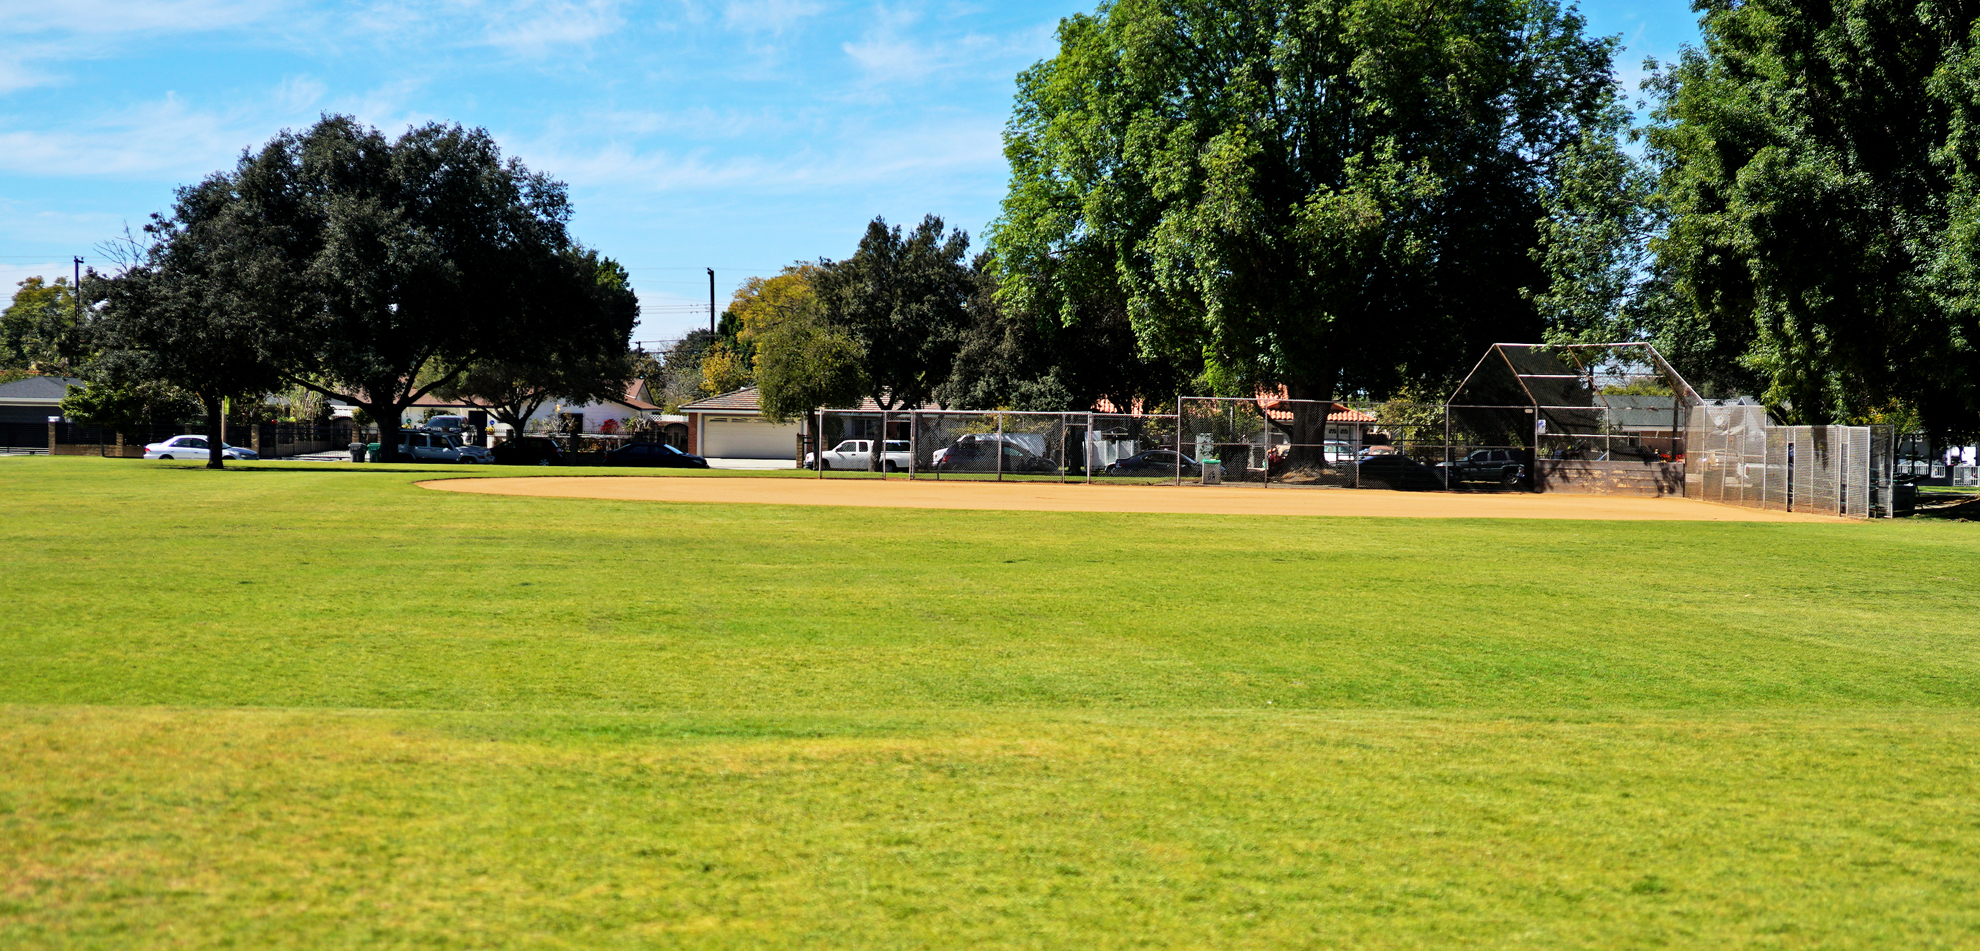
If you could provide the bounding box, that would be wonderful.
[1893,482,1917,517]
[1201,458,1222,485]
[349,442,365,464]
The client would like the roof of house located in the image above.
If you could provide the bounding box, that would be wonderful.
[679,386,766,413]
[1260,400,1377,424]
[0,375,82,404]
[616,381,660,412]
[680,386,938,415]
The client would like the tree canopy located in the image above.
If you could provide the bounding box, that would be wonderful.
[217,115,625,458]
[438,250,641,433]
[88,176,290,467]
[814,215,973,412]
[2,276,82,374]
[994,0,1625,416]
[1644,0,1980,437]
[727,264,865,422]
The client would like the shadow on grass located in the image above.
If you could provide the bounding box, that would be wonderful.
[1915,491,1980,521]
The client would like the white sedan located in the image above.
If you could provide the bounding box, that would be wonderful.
[143,435,259,460]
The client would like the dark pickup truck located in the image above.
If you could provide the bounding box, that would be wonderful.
[1443,449,1528,487]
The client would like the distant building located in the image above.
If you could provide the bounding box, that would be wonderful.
[0,375,81,424]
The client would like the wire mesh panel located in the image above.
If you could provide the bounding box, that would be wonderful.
[1868,426,1894,517]
[1181,399,1273,484]
[1347,401,1456,491]
[1762,428,1791,511]
[1088,414,1184,482]
[812,410,897,478]
[910,411,1005,481]
[997,413,1072,482]
[1797,427,1842,516]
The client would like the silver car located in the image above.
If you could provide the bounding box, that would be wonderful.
[398,429,490,463]
[142,435,259,460]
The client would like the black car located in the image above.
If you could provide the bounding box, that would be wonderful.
[1443,448,1528,486]
[603,441,710,469]
[1103,449,1201,477]
[491,435,565,466]
[933,436,1059,474]
[1354,453,1449,491]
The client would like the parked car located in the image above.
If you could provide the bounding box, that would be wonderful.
[933,434,1059,474]
[425,415,468,433]
[1354,453,1449,491]
[1103,449,1201,477]
[603,441,709,469]
[1441,448,1527,486]
[490,435,565,466]
[143,435,258,461]
[806,439,912,471]
[367,429,491,463]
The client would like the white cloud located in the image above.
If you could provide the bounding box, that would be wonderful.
[0,263,73,297]
[478,0,630,55]
[840,2,1051,90]
[0,0,285,37]
[722,0,826,34]
[515,112,1003,194]
[0,94,267,179]
[0,76,445,181]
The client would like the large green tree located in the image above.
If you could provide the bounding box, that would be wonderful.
[438,251,641,434]
[88,178,289,468]
[996,0,1624,457]
[727,264,866,422]
[1645,0,1980,436]
[814,215,973,414]
[2,276,82,373]
[218,116,617,460]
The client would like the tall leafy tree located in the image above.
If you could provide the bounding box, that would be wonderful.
[88,177,289,468]
[651,330,719,412]
[943,251,1194,412]
[219,116,608,460]
[438,251,641,434]
[2,276,82,373]
[727,264,866,422]
[996,0,1623,458]
[1645,0,1980,436]
[814,215,973,414]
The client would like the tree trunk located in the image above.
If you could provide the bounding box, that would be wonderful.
[1271,375,1338,472]
[374,406,402,463]
[204,397,225,470]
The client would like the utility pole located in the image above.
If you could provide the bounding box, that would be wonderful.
[707,268,716,336]
[72,257,83,326]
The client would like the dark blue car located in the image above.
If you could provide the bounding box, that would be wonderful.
[604,442,709,469]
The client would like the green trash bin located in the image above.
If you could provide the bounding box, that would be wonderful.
[1201,457,1222,485]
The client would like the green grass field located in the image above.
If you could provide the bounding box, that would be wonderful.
[4,457,1978,949]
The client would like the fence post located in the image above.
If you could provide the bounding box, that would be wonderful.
[996,412,1004,481]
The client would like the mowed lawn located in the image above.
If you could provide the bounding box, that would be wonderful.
[3,458,1978,949]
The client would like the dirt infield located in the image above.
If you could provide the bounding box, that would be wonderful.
[421,475,1841,522]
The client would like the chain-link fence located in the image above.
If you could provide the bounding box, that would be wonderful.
[812,409,1146,482]
[1684,406,1893,517]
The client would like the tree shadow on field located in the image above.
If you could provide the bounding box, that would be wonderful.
[1914,490,1980,521]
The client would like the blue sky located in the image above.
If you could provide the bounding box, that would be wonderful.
[0,0,1702,344]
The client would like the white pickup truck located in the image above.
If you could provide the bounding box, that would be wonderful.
[806,439,913,471]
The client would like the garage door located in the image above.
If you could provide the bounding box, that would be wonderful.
[701,417,799,459]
